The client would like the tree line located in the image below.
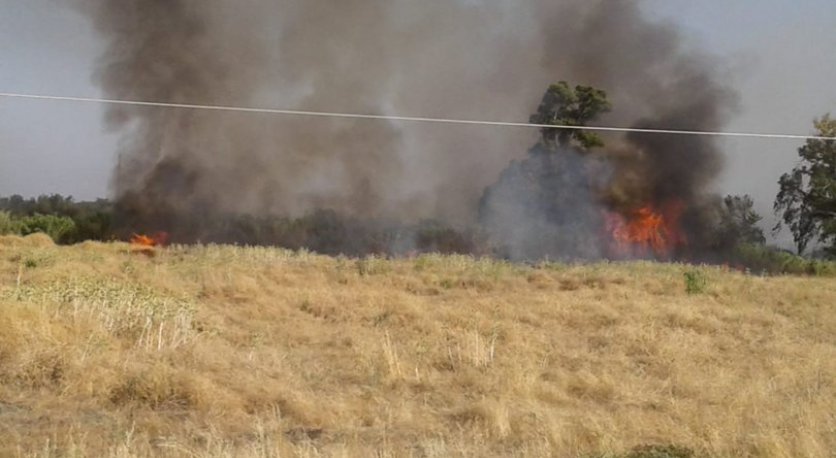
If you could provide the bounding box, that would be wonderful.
[1,83,833,274]
[0,195,112,244]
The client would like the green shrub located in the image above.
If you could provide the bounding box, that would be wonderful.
[65,211,113,243]
[15,214,76,243]
[625,444,695,458]
[733,243,836,276]
[684,270,707,294]
[0,211,18,235]
[588,444,697,458]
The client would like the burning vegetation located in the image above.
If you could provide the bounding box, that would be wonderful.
[130,232,169,248]
[61,0,794,265]
[603,202,687,260]
[129,231,169,257]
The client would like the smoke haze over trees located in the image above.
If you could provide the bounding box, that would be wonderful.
[61,0,755,260]
[479,83,613,260]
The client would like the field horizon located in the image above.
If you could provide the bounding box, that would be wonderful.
[0,234,833,457]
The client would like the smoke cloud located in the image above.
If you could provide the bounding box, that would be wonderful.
[70,0,737,255]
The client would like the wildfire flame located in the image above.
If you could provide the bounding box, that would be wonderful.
[604,201,686,259]
[130,232,169,248]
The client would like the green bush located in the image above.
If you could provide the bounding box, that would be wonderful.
[589,444,697,458]
[0,211,18,235]
[684,270,707,294]
[732,243,836,276]
[625,444,695,458]
[65,211,113,243]
[0,194,113,244]
[15,214,76,243]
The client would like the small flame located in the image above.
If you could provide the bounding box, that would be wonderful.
[130,232,169,248]
[604,201,686,259]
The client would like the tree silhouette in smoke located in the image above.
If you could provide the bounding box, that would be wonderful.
[479,83,613,261]
[720,195,766,246]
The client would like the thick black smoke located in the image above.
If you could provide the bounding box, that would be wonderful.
[71,0,737,256]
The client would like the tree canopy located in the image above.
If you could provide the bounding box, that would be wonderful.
[528,81,612,150]
[774,115,836,256]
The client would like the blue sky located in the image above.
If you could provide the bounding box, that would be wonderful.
[1,0,834,244]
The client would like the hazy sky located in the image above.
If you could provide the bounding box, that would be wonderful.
[646,0,836,245]
[1,0,834,244]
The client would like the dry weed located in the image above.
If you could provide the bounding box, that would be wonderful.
[0,243,833,457]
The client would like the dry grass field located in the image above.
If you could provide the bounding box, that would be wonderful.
[0,234,833,457]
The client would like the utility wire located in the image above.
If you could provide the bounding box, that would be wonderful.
[1,91,834,141]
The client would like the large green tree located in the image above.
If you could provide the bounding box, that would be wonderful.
[528,81,612,150]
[774,115,836,256]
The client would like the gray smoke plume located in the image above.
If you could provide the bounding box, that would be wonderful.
[70,0,737,253]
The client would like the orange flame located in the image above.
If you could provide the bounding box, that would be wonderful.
[130,232,169,248]
[604,201,686,259]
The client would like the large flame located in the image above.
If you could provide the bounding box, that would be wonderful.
[603,201,686,259]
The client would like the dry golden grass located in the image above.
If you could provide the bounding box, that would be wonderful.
[0,241,833,457]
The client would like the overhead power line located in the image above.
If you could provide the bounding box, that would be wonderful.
[1,91,834,141]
